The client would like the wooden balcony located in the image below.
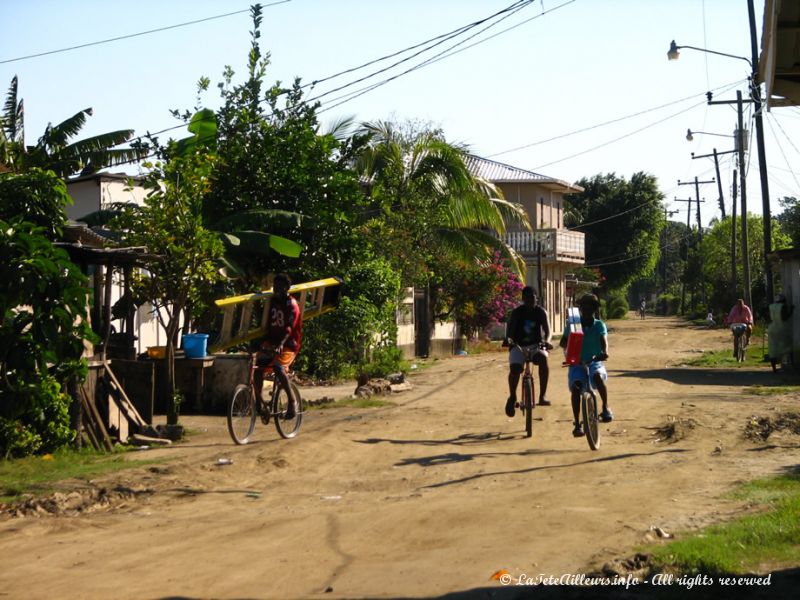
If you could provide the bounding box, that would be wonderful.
[505,228,585,264]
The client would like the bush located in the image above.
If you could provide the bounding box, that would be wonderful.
[657,294,681,315]
[605,291,629,319]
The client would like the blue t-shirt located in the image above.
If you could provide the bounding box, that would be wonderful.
[562,318,607,362]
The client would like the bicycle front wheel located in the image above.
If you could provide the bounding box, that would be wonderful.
[736,334,745,362]
[228,384,257,445]
[522,375,534,438]
[274,381,304,439]
[581,391,600,450]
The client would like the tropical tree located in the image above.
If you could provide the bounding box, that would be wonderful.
[565,172,664,292]
[115,143,224,426]
[776,196,800,247]
[352,120,530,286]
[701,214,790,318]
[0,75,146,178]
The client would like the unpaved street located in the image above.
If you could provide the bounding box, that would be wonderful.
[2,316,800,599]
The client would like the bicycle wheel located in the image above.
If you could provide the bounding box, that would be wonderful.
[228,384,257,445]
[273,381,304,439]
[736,334,746,362]
[581,391,600,450]
[522,375,533,438]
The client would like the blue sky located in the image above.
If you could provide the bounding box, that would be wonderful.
[3,0,796,227]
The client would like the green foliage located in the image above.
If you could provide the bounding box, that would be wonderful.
[565,172,664,290]
[0,168,71,238]
[198,7,366,285]
[353,120,529,287]
[700,214,790,316]
[434,252,523,339]
[604,290,629,319]
[0,219,94,458]
[656,293,681,315]
[115,148,224,424]
[776,196,800,247]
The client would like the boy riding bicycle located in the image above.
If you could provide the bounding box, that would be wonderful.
[252,273,302,419]
[559,294,613,437]
[505,286,552,417]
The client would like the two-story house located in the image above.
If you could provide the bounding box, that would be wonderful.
[466,155,585,335]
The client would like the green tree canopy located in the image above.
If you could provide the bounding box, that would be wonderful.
[565,172,665,291]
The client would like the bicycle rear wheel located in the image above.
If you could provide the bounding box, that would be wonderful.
[228,384,257,445]
[736,334,746,362]
[274,381,304,439]
[581,391,600,450]
[522,375,533,438]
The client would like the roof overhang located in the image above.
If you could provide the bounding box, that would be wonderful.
[759,0,800,109]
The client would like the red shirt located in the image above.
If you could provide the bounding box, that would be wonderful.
[264,295,302,352]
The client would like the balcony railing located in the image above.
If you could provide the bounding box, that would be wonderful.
[505,228,585,264]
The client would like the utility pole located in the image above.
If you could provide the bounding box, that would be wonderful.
[662,207,679,293]
[707,92,752,308]
[731,170,738,301]
[674,196,695,314]
[691,150,735,220]
[748,0,774,306]
[679,178,710,308]
[737,90,752,309]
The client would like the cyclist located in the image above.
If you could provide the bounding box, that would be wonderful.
[639,298,646,320]
[559,293,613,437]
[505,286,552,417]
[252,273,303,419]
[727,298,753,357]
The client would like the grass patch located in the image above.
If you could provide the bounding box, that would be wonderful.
[681,345,766,368]
[0,447,161,504]
[751,386,800,396]
[465,339,504,355]
[649,472,800,575]
[316,396,395,409]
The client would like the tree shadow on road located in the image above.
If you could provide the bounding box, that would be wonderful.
[411,449,688,489]
[613,367,798,388]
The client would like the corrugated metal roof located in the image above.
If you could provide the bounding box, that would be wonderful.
[465,154,583,193]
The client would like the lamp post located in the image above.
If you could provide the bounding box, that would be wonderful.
[668,33,774,309]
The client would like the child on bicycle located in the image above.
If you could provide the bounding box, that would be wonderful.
[505,286,552,417]
[559,294,612,438]
[252,273,303,419]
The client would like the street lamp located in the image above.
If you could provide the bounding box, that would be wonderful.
[668,40,752,67]
[668,37,774,308]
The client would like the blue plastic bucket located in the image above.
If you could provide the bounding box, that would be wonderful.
[182,333,209,358]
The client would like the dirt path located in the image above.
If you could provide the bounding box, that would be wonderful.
[2,316,800,599]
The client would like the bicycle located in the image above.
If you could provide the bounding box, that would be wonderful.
[227,351,305,444]
[730,322,749,362]
[570,356,604,451]
[509,341,551,438]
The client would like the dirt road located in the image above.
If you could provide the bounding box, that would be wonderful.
[2,316,800,599]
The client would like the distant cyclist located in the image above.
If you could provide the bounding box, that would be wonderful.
[505,286,552,417]
[559,294,613,437]
[639,298,646,320]
[727,298,753,356]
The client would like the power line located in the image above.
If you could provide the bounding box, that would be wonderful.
[312,0,558,113]
[304,0,535,97]
[0,2,291,65]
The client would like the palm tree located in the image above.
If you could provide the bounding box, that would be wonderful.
[1,76,147,178]
[352,120,531,281]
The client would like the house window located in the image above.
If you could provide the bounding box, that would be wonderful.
[540,198,544,228]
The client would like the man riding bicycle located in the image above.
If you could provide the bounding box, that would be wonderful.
[252,273,302,419]
[559,294,613,437]
[726,298,753,357]
[505,286,552,417]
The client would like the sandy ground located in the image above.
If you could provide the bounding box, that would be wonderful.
[2,315,800,599]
